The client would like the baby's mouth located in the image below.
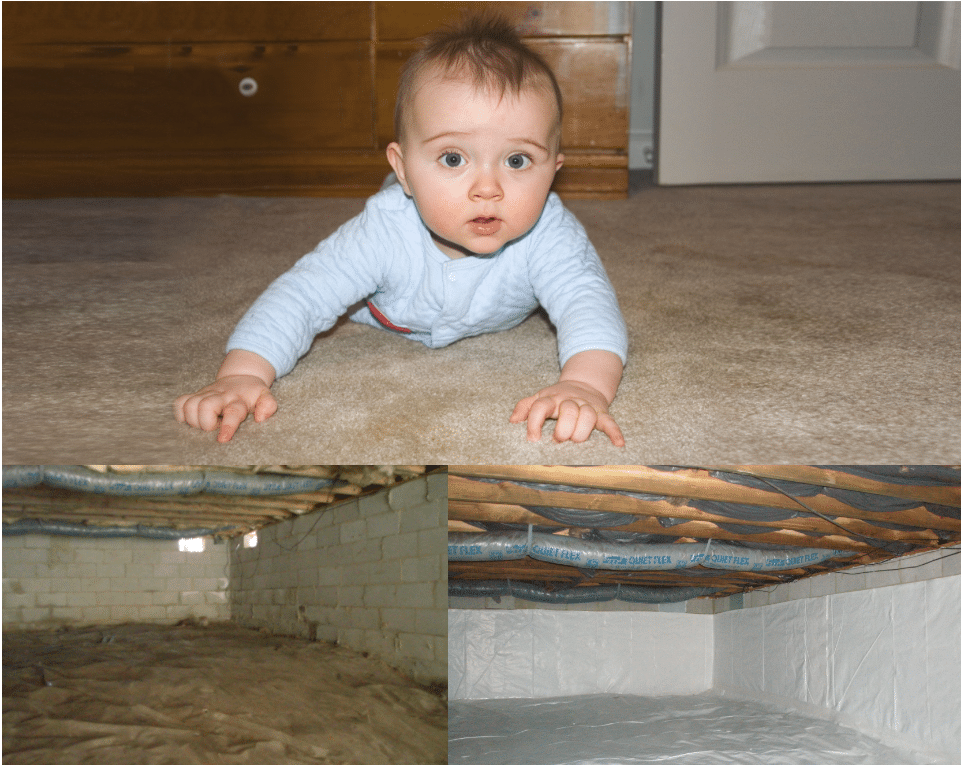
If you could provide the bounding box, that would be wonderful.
[469,216,502,236]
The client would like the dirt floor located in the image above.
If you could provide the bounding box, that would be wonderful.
[2,622,447,764]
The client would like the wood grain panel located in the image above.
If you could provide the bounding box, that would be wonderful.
[376,1,631,40]
[2,1,371,43]
[4,42,374,154]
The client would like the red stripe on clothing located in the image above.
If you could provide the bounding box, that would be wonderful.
[367,300,412,333]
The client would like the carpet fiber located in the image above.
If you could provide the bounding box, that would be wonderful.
[4,180,959,463]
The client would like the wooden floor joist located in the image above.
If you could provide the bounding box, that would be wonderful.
[447,466,961,600]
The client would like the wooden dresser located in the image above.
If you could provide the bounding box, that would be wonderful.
[3,1,631,198]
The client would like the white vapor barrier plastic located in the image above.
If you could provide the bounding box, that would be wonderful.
[448,609,712,700]
[448,693,944,764]
[715,574,961,762]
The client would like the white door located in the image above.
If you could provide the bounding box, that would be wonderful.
[658,1,961,184]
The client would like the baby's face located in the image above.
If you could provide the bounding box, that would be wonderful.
[387,73,564,259]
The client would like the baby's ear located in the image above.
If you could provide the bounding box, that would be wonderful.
[385,143,412,195]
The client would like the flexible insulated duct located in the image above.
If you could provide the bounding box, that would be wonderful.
[448,579,721,604]
[448,531,851,572]
[2,465,338,496]
[3,519,228,539]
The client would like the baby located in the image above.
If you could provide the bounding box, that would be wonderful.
[175,16,628,445]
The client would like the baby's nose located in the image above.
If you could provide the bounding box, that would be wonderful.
[470,168,504,199]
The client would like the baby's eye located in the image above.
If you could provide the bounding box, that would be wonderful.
[440,152,465,168]
[506,153,532,170]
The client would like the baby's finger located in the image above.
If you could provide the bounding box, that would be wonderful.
[552,400,582,443]
[525,397,557,442]
[253,392,278,423]
[509,395,536,423]
[596,413,626,447]
[172,394,190,424]
[196,394,229,432]
[569,406,598,443]
[217,400,250,443]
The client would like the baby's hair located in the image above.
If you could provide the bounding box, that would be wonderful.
[394,14,563,148]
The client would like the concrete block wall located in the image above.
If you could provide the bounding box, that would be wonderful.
[448,593,715,613]
[230,471,447,684]
[713,545,961,614]
[2,534,230,629]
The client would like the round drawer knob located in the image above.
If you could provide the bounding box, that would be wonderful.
[239,77,258,97]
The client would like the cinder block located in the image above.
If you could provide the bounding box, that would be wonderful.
[396,631,435,663]
[426,471,447,502]
[22,607,52,622]
[313,526,340,549]
[345,606,381,630]
[363,584,396,608]
[942,551,961,578]
[342,562,369,585]
[332,500,360,526]
[35,592,67,608]
[399,503,438,534]
[65,593,97,608]
[297,568,319,588]
[80,577,111,593]
[359,490,391,518]
[899,551,943,583]
[368,560,402,585]
[337,627,366,652]
[366,512,400,539]
[3,593,35,609]
[110,605,140,622]
[382,607,416,633]
[395,582,433,609]
[387,479,427,511]
[75,549,104,564]
[81,606,110,623]
[50,607,82,622]
[414,608,446,637]
[382,532,419,561]
[180,591,205,606]
[136,577,165,592]
[318,568,342,587]
[140,606,167,621]
[347,539,382,565]
[402,555,439,584]
[417,527,445,558]
[340,519,367,544]
[97,563,124,579]
[338,585,365,607]
[20,535,51,549]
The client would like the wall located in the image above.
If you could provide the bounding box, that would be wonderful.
[713,544,961,613]
[629,1,657,169]
[714,574,961,761]
[2,534,229,629]
[229,472,446,684]
[449,609,713,700]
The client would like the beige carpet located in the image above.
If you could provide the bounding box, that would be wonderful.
[4,180,960,463]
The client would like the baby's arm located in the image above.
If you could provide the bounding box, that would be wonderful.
[510,349,625,446]
[174,349,278,443]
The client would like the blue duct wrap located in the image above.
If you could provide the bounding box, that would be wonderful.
[448,531,851,572]
[3,465,337,496]
[3,519,228,539]
[448,580,721,604]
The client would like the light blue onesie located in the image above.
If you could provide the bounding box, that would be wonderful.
[226,183,628,377]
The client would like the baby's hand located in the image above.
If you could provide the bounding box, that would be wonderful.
[174,375,277,443]
[510,380,625,447]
